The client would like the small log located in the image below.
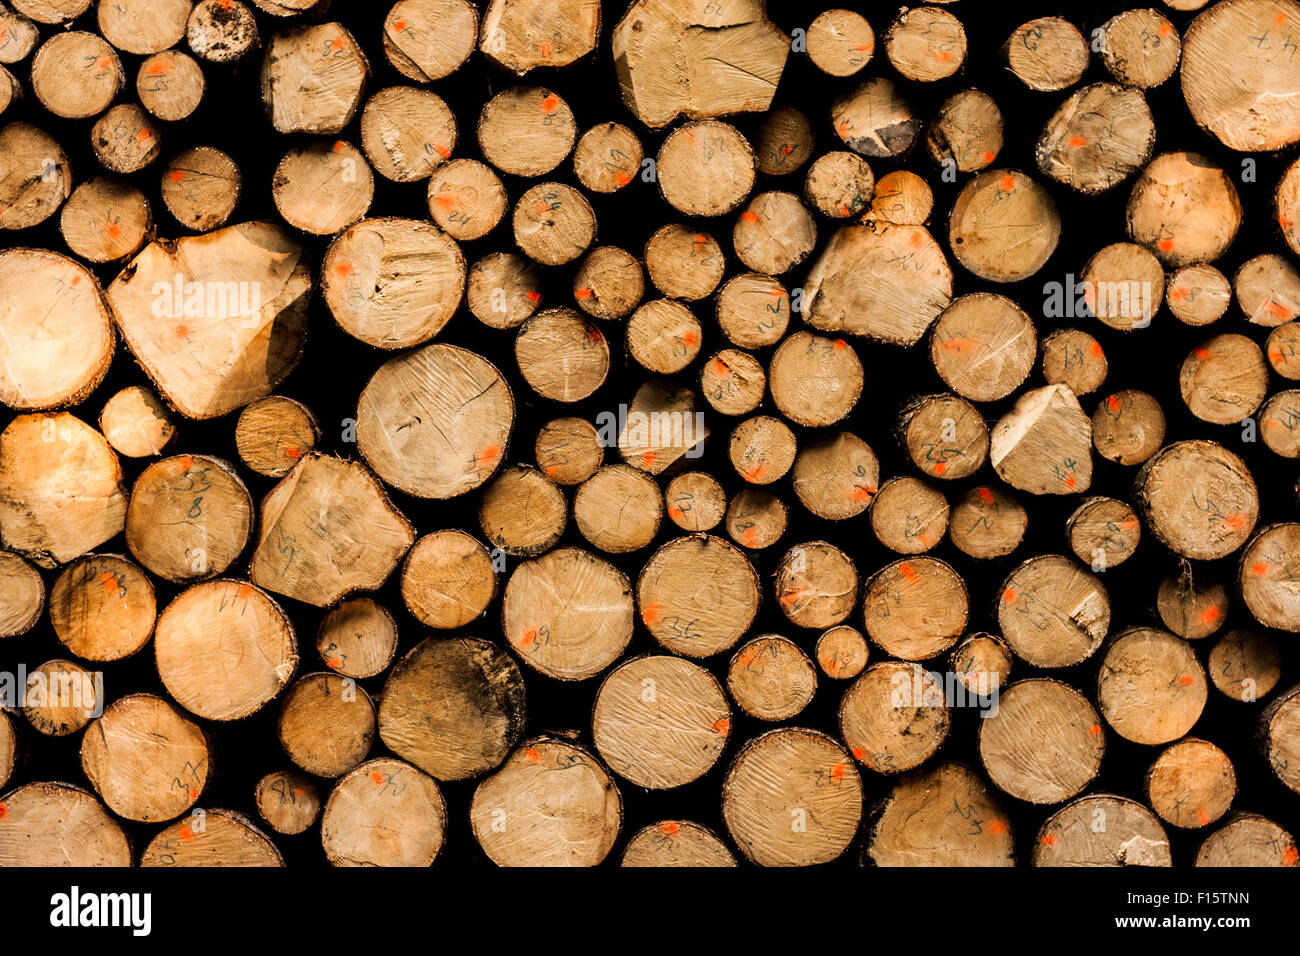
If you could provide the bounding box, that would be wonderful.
[1092,388,1165,465]
[866,762,1015,866]
[621,821,736,867]
[701,349,766,416]
[0,7,39,63]
[884,6,966,83]
[722,727,862,866]
[1041,328,1108,397]
[665,471,725,532]
[188,0,260,63]
[755,106,814,176]
[317,596,399,678]
[234,395,320,477]
[50,553,155,661]
[727,636,817,721]
[321,758,446,866]
[869,476,948,554]
[0,711,13,790]
[573,245,644,321]
[1196,814,1299,867]
[1267,322,1300,378]
[997,554,1109,668]
[729,415,797,485]
[626,299,700,375]
[1098,8,1180,88]
[929,292,1036,402]
[1002,16,1088,91]
[1179,332,1268,425]
[503,547,634,678]
[477,86,576,177]
[1157,571,1229,640]
[263,23,369,134]
[427,159,507,241]
[1034,795,1170,867]
[160,146,241,231]
[1066,496,1141,570]
[732,191,817,275]
[1260,390,1300,458]
[862,556,967,660]
[840,662,950,773]
[22,659,99,737]
[815,625,868,680]
[1135,439,1258,560]
[478,465,566,557]
[948,484,1027,559]
[1168,262,1231,326]
[803,150,875,219]
[255,771,320,836]
[468,252,540,330]
[724,488,787,549]
[30,31,122,120]
[769,332,862,426]
[644,224,725,301]
[154,579,297,721]
[949,169,1060,283]
[831,76,921,159]
[0,123,71,230]
[979,678,1104,804]
[774,540,858,630]
[656,119,755,217]
[479,0,599,75]
[1239,523,1300,631]
[1210,629,1281,702]
[1260,683,1300,794]
[81,692,209,822]
[512,182,595,266]
[1036,83,1155,195]
[142,809,283,867]
[637,534,759,658]
[927,89,1002,173]
[1146,738,1236,829]
[137,50,206,122]
[278,672,376,778]
[1097,626,1207,745]
[715,273,789,348]
[359,86,457,183]
[0,550,43,639]
[401,531,496,629]
[1126,152,1240,268]
[867,169,933,225]
[91,103,161,175]
[535,416,603,485]
[1235,253,1300,326]
[383,0,477,82]
[1081,241,1164,330]
[471,737,621,865]
[806,8,875,77]
[950,632,1012,697]
[574,465,662,553]
[272,140,374,235]
[592,655,730,787]
[126,454,252,582]
[899,392,988,481]
[572,122,643,194]
[60,177,151,264]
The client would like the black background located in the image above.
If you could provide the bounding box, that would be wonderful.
[2,0,1298,868]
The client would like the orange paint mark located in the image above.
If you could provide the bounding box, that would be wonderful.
[106,222,121,239]
[371,771,385,783]
[175,324,188,338]
[978,486,994,503]
[851,746,865,760]
[1002,588,1016,603]
[712,717,730,735]
[1281,214,1296,230]
[667,505,683,520]
[147,61,169,76]
[837,203,851,216]
[659,821,680,836]
[1223,513,1246,532]
[713,358,728,374]
[1041,833,1057,846]
[332,140,347,154]
[392,18,407,30]
[834,338,847,349]
[989,820,1008,835]
[1068,136,1087,148]
[1159,239,1174,252]
[237,583,256,599]
[1159,21,1173,37]
[433,194,457,210]
[740,211,759,224]
[1269,302,1292,321]
[544,465,558,478]
[1284,845,1300,866]
[525,290,541,303]
[933,461,947,476]
[1065,474,1077,490]
[1000,174,1016,192]
[743,463,766,482]
[136,129,152,142]
[614,172,632,187]
[329,36,345,53]
[481,444,500,460]
[525,747,542,763]
[520,627,537,648]
[334,261,354,277]
[97,57,112,70]
[1270,349,1285,363]
[285,447,300,459]
[0,802,7,820]
[1193,346,1210,360]
[1197,807,1210,826]
[852,43,872,53]
[169,170,186,183]
[939,336,981,353]
[830,763,845,784]
[849,485,874,502]
[982,151,995,163]
[434,143,451,159]
[781,144,793,156]
[575,286,593,300]
[1178,675,1196,686]
[541,94,560,113]
[1200,605,1221,625]
[908,231,924,250]
[837,119,850,138]
[100,572,119,594]
[180,455,194,471]
[539,41,552,57]
[1277,11,1288,25]
[1252,561,1270,575]
[586,326,603,343]
[899,562,918,582]
[178,825,194,842]
[642,450,656,467]
[682,331,698,346]
[694,234,708,246]
[326,657,343,669]
[1089,340,1104,358]
[1090,724,1101,735]
[1170,285,1189,302]
[1107,395,1121,412]
[936,50,953,63]
[642,602,662,625]
[741,527,759,547]
[779,589,806,607]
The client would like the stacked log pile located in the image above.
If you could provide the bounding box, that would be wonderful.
[0,0,1298,868]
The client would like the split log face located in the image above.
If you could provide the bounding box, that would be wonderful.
[357,342,514,499]
[701,349,765,416]
[665,471,725,532]
[884,6,966,82]
[478,466,566,557]
[317,597,399,679]
[645,225,725,301]
[657,119,755,217]
[727,636,817,721]
[0,551,44,639]
[1135,440,1258,560]
[722,727,862,866]
[1036,83,1155,195]
[1240,524,1300,631]
[1158,573,1229,640]
[807,8,875,77]
[60,178,151,264]
[1235,252,1300,326]
[278,673,376,778]
[863,557,967,660]
[235,396,318,478]
[573,122,643,194]
[816,625,869,680]
[22,659,99,737]
[769,332,862,427]
[249,454,414,608]
[840,662,950,773]
[804,151,875,219]
[950,632,1012,697]
[255,771,321,835]
[1092,388,1165,465]
[1126,152,1241,268]
[0,782,131,866]
[468,252,540,330]
[574,465,662,553]
[535,417,603,485]
[0,413,128,568]
[107,222,311,420]
[949,169,1060,283]
[154,579,298,721]
[50,553,155,661]
[1261,684,1300,793]
[715,273,789,348]
[930,293,1036,402]
[990,383,1092,495]
[470,737,622,866]
[428,159,507,241]
[1004,17,1089,91]
[127,454,252,583]
[900,392,988,481]
[637,534,759,658]
[832,76,920,159]
[1035,795,1171,867]
[592,655,730,787]
[0,123,71,231]
[790,432,879,521]
[400,531,495,630]
[82,693,209,823]
[383,0,477,82]
[1181,0,1300,151]
[1098,627,1207,745]
[161,147,241,231]
[138,50,206,122]
[1066,496,1141,569]
[321,758,445,866]
[1179,333,1268,424]
[1146,738,1236,829]
[621,821,736,866]
[1196,814,1299,866]
[360,87,456,183]
[1168,263,1231,325]
[1042,328,1108,397]
[322,218,464,350]
[870,476,948,554]
[262,23,367,135]
[273,141,375,235]
[504,547,634,679]
[611,0,788,128]
[867,762,1015,866]
[1223,600,1282,698]
[31,31,122,120]
[0,249,114,410]
[143,809,283,867]
[979,678,1104,804]
[949,484,1027,560]
[998,555,1109,668]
